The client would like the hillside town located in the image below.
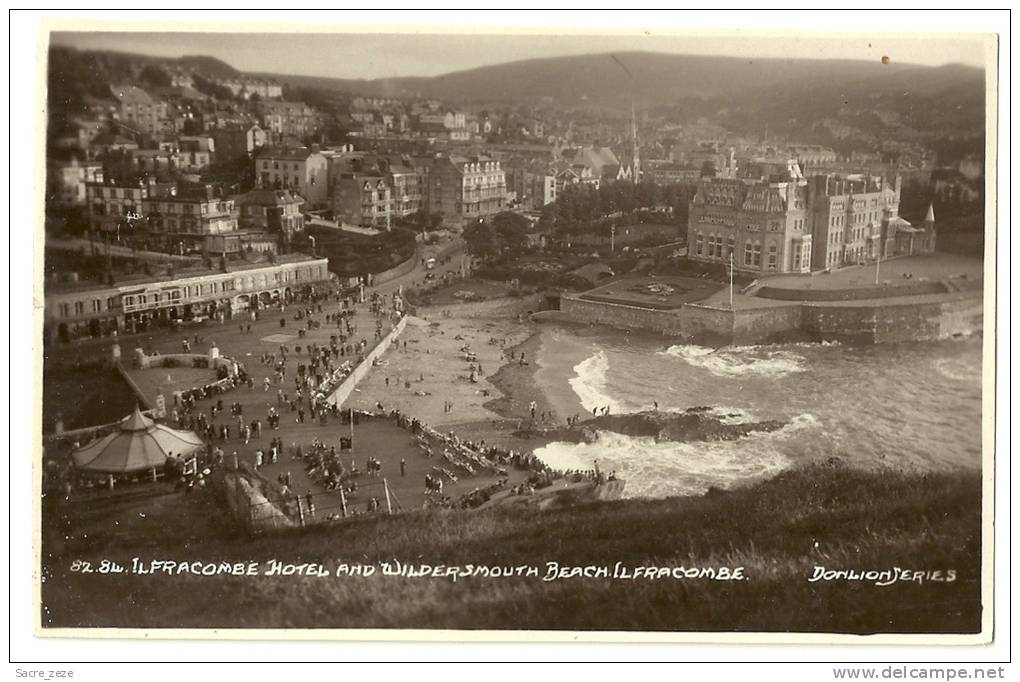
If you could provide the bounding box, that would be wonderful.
[44,45,986,345]
[38,35,988,636]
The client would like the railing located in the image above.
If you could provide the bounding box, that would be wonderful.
[244,478,401,533]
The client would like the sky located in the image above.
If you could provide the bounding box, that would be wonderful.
[48,28,990,80]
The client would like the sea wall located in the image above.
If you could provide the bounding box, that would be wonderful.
[560,291,983,345]
[324,315,408,407]
[801,294,985,344]
[730,304,807,345]
[558,296,685,335]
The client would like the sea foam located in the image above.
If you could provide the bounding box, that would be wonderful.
[534,411,820,498]
[660,344,806,378]
[569,351,627,414]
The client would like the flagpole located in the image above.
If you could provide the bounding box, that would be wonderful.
[729,252,734,309]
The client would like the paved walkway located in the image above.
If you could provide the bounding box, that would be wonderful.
[119,264,512,510]
[759,253,983,291]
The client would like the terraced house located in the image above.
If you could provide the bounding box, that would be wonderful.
[255,146,329,208]
[142,185,238,253]
[421,154,508,227]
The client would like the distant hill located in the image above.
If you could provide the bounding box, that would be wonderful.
[47,45,985,146]
[175,55,240,78]
[255,50,984,139]
[256,51,982,108]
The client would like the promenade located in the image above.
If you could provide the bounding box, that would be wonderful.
[117,271,521,511]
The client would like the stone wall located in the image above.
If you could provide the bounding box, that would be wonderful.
[561,291,983,345]
[371,251,417,286]
[730,305,807,345]
[559,295,685,335]
[757,281,947,301]
[801,294,985,344]
[324,315,408,407]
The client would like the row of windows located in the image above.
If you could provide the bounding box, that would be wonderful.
[695,233,787,271]
[54,267,327,319]
[849,226,871,242]
[832,210,886,228]
[56,296,118,319]
[696,234,736,259]
[262,161,303,171]
[92,188,145,201]
[262,172,317,187]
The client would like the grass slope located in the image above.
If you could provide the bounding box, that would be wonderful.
[41,461,982,633]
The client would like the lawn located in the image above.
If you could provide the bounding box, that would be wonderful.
[580,276,722,310]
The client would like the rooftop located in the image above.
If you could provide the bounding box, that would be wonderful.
[256,146,319,162]
[45,253,327,295]
[234,188,304,207]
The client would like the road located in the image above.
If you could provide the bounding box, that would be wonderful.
[369,236,471,298]
[48,237,201,263]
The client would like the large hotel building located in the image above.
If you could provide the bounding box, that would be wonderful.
[687,160,935,274]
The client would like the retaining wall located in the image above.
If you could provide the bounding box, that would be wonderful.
[560,291,983,345]
[371,252,417,286]
[757,281,947,301]
[324,315,408,407]
[559,296,686,335]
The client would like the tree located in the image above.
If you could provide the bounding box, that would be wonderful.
[192,74,233,101]
[140,65,171,88]
[462,220,499,259]
[492,211,530,255]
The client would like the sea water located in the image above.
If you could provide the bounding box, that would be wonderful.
[534,327,983,498]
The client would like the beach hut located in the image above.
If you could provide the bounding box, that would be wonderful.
[71,407,204,477]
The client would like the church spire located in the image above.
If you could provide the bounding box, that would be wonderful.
[631,98,640,184]
[924,202,935,224]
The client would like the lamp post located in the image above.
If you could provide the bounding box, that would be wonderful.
[875,239,882,286]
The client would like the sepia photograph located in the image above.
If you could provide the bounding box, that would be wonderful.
[23,12,1000,650]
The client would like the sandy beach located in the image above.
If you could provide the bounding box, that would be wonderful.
[347,296,541,426]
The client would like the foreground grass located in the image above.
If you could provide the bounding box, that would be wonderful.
[41,461,982,633]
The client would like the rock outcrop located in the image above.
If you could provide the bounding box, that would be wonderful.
[517,407,785,444]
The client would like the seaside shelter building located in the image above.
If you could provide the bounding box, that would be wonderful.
[43,254,331,344]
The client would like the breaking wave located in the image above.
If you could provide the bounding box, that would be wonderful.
[660,344,807,378]
[534,412,819,498]
[569,351,627,414]
[933,357,981,385]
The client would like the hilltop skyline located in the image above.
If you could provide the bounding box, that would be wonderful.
[49,31,988,80]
